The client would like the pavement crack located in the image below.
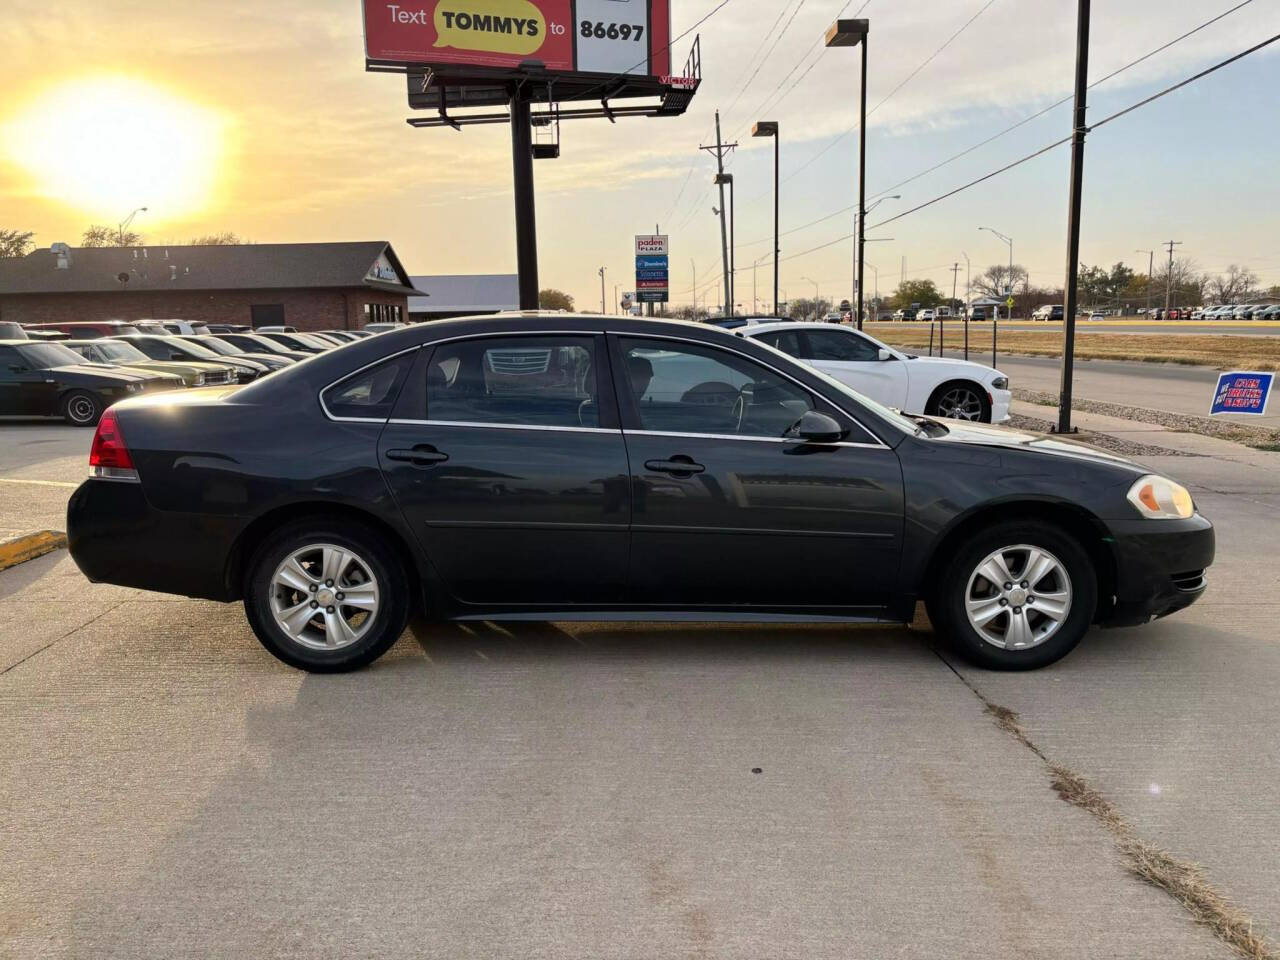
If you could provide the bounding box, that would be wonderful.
[933,646,1279,960]
[0,600,125,677]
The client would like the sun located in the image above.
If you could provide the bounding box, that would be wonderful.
[6,76,226,222]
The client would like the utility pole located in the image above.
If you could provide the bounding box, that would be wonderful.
[1135,249,1153,314]
[598,266,606,315]
[951,263,966,359]
[1163,240,1183,312]
[700,111,737,318]
[1057,0,1090,435]
[690,258,697,318]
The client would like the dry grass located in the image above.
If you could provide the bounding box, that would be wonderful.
[865,323,1280,371]
[976,701,1278,959]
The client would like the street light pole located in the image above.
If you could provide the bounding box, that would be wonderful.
[752,122,781,315]
[825,18,870,329]
[979,226,1015,317]
[598,266,606,315]
[118,206,148,245]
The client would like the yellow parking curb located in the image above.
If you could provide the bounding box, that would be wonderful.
[0,530,67,572]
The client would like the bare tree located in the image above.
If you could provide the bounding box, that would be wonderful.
[1153,257,1205,307]
[1207,264,1259,304]
[82,224,143,247]
[788,297,833,322]
[189,232,243,246]
[973,263,1030,298]
[0,229,35,258]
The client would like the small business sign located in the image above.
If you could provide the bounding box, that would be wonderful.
[1210,371,1274,416]
[635,233,668,303]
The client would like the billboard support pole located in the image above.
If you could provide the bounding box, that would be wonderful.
[510,87,539,311]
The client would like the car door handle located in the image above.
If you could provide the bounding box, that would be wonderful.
[386,446,449,466]
[645,457,705,477]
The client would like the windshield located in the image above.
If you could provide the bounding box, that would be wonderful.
[16,342,87,367]
[93,341,151,363]
[191,336,242,356]
[163,337,221,360]
[745,336,919,438]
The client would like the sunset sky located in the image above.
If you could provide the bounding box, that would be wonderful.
[2,0,1277,312]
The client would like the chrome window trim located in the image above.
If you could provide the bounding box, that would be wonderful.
[610,331,892,450]
[388,418,619,435]
[623,429,888,449]
[318,346,422,424]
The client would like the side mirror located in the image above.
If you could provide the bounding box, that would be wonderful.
[878,348,895,361]
[170,352,186,361]
[790,410,845,444]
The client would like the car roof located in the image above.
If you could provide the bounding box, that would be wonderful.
[741,321,858,334]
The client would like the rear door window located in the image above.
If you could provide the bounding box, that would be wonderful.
[425,336,601,429]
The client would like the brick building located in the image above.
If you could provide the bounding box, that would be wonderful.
[0,241,423,331]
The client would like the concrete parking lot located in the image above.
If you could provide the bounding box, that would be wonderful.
[3,413,1278,959]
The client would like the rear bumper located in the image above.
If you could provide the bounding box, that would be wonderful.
[1100,513,1214,627]
[67,478,241,601]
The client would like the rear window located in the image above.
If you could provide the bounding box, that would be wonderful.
[322,354,414,421]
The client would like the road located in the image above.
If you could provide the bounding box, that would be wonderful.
[982,354,1280,427]
[3,419,1280,958]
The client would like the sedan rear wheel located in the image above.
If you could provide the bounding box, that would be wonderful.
[927,382,990,422]
[928,519,1097,670]
[244,518,410,672]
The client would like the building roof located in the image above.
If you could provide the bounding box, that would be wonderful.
[408,274,519,314]
[0,242,424,296]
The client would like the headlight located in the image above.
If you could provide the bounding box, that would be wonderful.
[1127,475,1195,519]
[194,373,206,385]
[991,376,1009,390]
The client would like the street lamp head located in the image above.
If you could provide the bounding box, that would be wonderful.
[752,121,779,138]
[824,18,868,47]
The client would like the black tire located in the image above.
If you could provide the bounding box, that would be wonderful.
[243,517,410,672]
[926,380,991,423]
[926,519,1098,670]
[60,390,104,427]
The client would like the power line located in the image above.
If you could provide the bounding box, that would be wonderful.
[866,0,1258,202]
[725,0,872,142]
[726,0,1264,249]
[722,0,811,118]
[867,30,1280,232]
[781,0,1002,185]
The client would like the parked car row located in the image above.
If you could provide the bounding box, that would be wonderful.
[1,320,384,425]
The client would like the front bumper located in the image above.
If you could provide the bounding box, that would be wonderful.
[1100,513,1214,627]
[990,388,1012,424]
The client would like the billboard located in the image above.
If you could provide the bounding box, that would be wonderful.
[364,0,671,78]
[635,234,668,303]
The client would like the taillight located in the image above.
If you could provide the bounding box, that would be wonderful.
[88,409,139,482]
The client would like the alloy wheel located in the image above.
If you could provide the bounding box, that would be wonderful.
[964,543,1073,650]
[269,543,380,651]
[936,386,985,420]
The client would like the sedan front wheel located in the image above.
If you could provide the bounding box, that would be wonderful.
[927,520,1097,670]
[926,382,991,422]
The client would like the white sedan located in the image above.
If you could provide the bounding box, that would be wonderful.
[740,321,1011,423]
